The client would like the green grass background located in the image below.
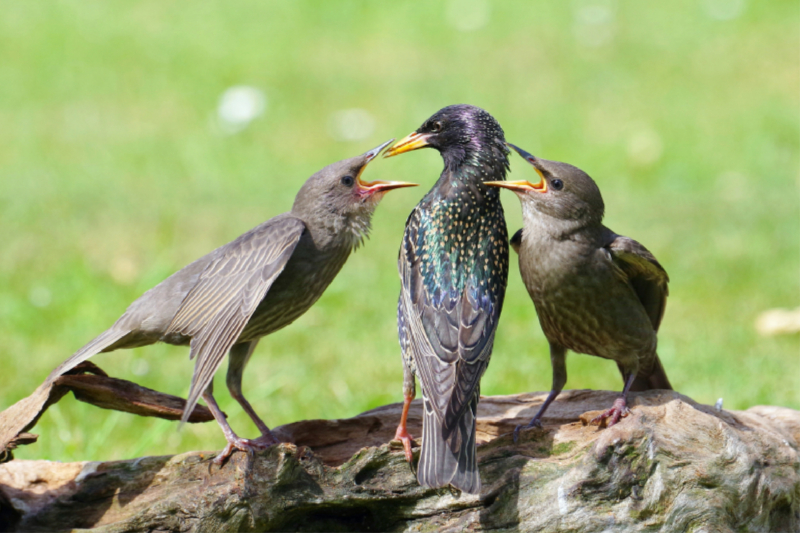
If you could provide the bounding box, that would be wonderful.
[1,1,797,463]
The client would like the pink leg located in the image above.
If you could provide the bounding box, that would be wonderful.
[394,392,416,463]
[591,372,637,427]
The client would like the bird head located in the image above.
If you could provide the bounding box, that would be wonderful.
[292,139,417,247]
[383,105,507,171]
[486,143,605,229]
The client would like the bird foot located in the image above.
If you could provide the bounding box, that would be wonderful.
[393,425,417,463]
[213,434,277,464]
[590,397,630,428]
[513,418,543,443]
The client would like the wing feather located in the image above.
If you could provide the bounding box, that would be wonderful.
[399,205,505,434]
[168,215,306,422]
[606,234,669,332]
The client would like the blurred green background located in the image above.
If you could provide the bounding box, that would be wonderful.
[1,1,797,462]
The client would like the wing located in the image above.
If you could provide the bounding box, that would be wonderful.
[605,234,669,332]
[399,203,506,436]
[167,214,306,422]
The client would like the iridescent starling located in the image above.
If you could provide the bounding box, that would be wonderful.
[486,144,671,437]
[383,105,510,494]
[46,140,416,462]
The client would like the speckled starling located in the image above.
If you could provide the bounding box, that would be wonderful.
[383,105,510,494]
[47,140,416,462]
[486,144,672,437]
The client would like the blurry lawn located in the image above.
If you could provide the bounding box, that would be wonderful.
[1,1,797,462]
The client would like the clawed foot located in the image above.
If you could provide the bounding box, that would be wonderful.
[513,418,543,443]
[590,397,630,428]
[213,433,279,464]
[393,426,417,463]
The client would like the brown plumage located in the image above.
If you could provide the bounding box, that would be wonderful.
[46,140,416,462]
[486,144,671,437]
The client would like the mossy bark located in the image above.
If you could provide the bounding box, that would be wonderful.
[1,390,798,532]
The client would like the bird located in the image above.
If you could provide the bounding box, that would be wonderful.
[45,140,416,463]
[485,144,672,438]
[382,104,510,494]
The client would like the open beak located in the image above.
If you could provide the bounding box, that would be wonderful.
[488,142,547,193]
[356,139,418,194]
[382,131,433,158]
[485,180,547,194]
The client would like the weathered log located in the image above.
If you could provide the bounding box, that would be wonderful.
[1,390,798,532]
[0,362,216,463]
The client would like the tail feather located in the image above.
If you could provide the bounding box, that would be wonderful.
[46,328,129,383]
[417,394,480,494]
[627,354,672,392]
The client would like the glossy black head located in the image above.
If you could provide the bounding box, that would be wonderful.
[383,104,508,172]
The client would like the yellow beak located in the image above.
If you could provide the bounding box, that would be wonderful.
[484,179,547,194]
[382,132,433,158]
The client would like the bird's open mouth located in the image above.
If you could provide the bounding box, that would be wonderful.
[356,178,418,196]
[487,143,548,193]
[484,179,547,194]
[382,132,433,158]
[355,139,418,195]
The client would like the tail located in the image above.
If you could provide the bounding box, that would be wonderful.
[417,393,480,494]
[46,328,129,384]
[626,354,672,392]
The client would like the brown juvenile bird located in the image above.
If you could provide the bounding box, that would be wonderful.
[487,144,671,436]
[46,140,416,462]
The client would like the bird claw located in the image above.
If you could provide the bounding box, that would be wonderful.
[213,435,277,464]
[393,426,417,463]
[513,418,543,443]
[590,398,630,428]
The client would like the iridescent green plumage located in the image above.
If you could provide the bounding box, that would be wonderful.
[386,104,509,494]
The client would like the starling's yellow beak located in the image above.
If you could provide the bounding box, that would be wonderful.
[382,131,433,158]
[355,139,418,194]
[485,180,547,194]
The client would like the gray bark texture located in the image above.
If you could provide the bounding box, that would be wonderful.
[1,389,799,532]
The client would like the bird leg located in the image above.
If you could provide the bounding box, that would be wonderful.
[202,386,267,464]
[226,341,278,446]
[591,371,638,427]
[394,391,417,463]
[514,343,566,442]
[393,364,417,463]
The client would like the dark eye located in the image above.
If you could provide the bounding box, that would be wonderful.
[431,121,442,133]
[550,178,564,191]
[341,175,355,187]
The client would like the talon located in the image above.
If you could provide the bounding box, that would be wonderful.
[513,418,543,443]
[213,435,275,464]
[394,426,416,463]
[590,398,630,428]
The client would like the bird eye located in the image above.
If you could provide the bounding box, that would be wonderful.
[431,121,442,133]
[341,175,355,187]
[550,178,564,191]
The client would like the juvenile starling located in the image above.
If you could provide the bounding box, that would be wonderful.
[486,144,671,436]
[383,105,510,494]
[46,140,416,462]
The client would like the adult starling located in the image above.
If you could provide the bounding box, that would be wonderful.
[46,140,416,462]
[383,105,510,494]
[486,144,671,437]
